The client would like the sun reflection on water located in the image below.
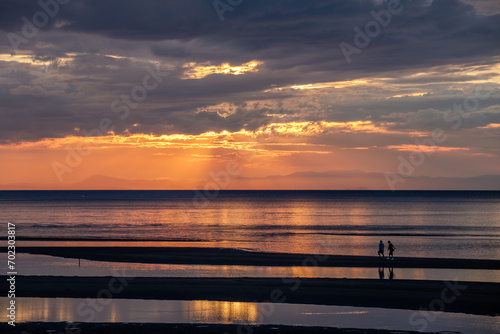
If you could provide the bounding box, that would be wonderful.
[187,300,259,324]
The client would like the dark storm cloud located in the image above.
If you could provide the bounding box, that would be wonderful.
[0,69,38,85]
[1,0,499,69]
[0,0,499,142]
[462,0,500,14]
[149,0,500,73]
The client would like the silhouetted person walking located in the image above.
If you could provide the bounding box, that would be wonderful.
[387,241,395,260]
[378,240,385,257]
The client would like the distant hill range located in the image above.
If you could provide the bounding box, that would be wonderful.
[1,171,499,190]
[0,175,176,190]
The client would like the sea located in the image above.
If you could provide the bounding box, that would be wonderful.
[2,190,500,260]
[2,190,500,332]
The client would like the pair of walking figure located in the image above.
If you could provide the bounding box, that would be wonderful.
[378,240,395,260]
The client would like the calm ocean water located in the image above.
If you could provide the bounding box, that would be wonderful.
[1,190,500,260]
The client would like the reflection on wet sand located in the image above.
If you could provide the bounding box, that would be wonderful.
[16,298,259,324]
[14,298,260,324]
[4,253,500,282]
[378,267,395,280]
[187,300,259,324]
[17,298,68,323]
[8,297,500,334]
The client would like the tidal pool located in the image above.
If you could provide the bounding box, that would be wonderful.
[5,297,500,333]
[2,253,499,282]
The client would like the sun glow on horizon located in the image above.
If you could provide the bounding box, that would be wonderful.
[0,120,393,150]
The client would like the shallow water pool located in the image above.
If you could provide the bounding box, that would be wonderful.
[3,253,500,283]
[5,297,500,333]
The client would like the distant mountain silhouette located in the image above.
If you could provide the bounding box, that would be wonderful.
[1,171,499,190]
[70,175,177,190]
[0,175,177,190]
[230,171,500,190]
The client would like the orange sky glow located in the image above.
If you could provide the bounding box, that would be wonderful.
[1,7,499,190]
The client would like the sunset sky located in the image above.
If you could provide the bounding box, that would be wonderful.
[0,0,499,190]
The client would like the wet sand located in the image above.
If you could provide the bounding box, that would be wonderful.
[18,246,500,269]
[3,276,499,316]
[0,322,445,334]
[8,246,500,333]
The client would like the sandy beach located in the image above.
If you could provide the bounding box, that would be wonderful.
[3,276,499,316]
[18,246,500,269]
[0,322,452,334]
[6,245,499,333]
[5,244,500,319]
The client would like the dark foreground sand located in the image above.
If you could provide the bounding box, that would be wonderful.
[7,246,499,333]
[2,276,499,316]
[0,322,455,334]
[18,246,500,269]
